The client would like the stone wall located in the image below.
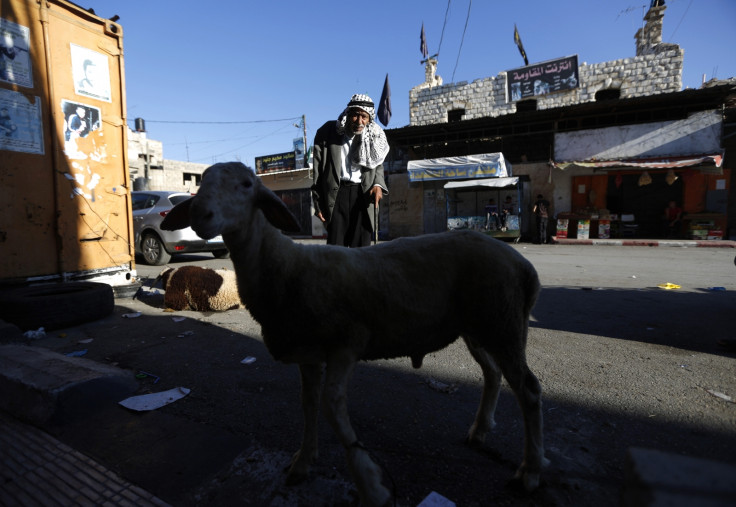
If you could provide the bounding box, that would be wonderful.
[409,48,683,126]
[409,5,683,126]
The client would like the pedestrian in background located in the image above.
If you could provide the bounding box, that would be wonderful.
[533,193,550,244]
[311,94,389,247]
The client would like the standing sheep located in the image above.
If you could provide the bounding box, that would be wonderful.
[162,162,546,506]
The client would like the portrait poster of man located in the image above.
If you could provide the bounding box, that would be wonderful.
[0,17,32,88]
[71,44,111,102]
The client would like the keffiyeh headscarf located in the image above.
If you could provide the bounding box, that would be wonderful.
[335,94,389,169]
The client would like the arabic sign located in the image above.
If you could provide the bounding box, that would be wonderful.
[506,55,579,102]
[255,150,296,174]
[407,153,511,182]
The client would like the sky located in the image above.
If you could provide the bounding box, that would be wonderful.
[82,0,736,169]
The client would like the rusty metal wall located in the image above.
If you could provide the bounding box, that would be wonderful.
[0,0,134,285]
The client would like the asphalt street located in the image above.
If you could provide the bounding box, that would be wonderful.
[3,241,736,506]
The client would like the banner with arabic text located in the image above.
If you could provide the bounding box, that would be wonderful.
[506,55,579,102]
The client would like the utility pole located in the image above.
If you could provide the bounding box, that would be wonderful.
[301,114,308,168]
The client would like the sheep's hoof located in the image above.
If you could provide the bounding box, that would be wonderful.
[510,465,542,492]
[284,467,308,486]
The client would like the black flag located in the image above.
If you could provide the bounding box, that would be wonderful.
[514,24,529,66]
[377,74,391,127]
[420,23,428,59]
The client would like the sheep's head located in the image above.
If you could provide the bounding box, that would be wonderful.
[161,162,300,237]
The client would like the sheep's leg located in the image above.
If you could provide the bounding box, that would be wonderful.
[462,337,503,445]
[285,363,322,485]
[322,350,391,507]
[497,352,546,492]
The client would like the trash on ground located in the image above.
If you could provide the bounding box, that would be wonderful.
[425,378,458,394]
[706,389,733,403]
[65,349,87,357]
[172,316,186,322]
[119,387,191,411]
[707,286,726,291]
[136,370,160,383]
[241,356,257,365]
[122,312,142,318]
[657,282,681,290]
[417,491,456,507]
[78,338,94,344]
[22,327,46,339]
[177,330,194,338]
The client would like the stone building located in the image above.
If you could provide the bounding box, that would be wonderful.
[386,2,734,241]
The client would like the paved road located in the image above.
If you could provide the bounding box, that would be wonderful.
[8,242,736,506]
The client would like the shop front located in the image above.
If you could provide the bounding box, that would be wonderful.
[553,110,728,239]
[406,153,516,235]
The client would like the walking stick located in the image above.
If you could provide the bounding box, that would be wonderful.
[373,201,379,245]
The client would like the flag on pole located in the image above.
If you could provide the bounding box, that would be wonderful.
[514,24,529,66]
[420,23,428,59]
[377,74,392,127]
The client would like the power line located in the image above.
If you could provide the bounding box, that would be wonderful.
[437,0,451,57]
[145,117,301,125]
[451,0,472,83]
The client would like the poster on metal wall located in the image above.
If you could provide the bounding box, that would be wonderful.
[255,151,296,174]
[506,55,579,102]
[0,17,32,88]
[0,88,43,154]
[71,43,112,102]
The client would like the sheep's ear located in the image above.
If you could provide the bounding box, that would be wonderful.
[161,197,193,231]
[256,186,301,233]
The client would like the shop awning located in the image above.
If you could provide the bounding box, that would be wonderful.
[444,177,520,190]
[552,153,724,172]
[407,153,511,182]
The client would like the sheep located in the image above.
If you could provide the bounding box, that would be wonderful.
[161,162,546,506]
[157,266,243,311]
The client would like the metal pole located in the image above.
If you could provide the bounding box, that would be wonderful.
[302,114,308,168]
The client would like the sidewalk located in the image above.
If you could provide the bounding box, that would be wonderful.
[0,410,170,506]
[551,237,736,247]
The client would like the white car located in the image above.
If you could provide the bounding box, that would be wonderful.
[132,191,229,265]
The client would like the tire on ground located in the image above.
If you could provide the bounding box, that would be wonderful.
[0,282,114,331]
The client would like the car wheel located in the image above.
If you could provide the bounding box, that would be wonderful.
[0,282,114,331]
[141,233,172,265]
[212,249,230,259]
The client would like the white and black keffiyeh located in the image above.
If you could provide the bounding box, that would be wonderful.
[335,94,389,169]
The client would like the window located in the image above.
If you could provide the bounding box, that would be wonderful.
[183,173,201,186]
[595,88,620,101]
[448,109,465,122]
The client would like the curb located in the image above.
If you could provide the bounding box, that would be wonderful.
[552,238,736,248]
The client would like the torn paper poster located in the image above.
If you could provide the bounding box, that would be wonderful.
[119,387,190,411]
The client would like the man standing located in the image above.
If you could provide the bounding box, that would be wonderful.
[311,94,389,247]
[533,194,550,244]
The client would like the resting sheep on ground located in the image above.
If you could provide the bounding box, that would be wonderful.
[158,266,243,311]
[162,162,546,506]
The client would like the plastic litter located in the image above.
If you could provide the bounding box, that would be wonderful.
[417,491,456,507]
[122,312,142,318]
[136,370,160,383]
[172,316,186,322]
[657,282,681,290]
[706,390,733,402]
[425,378,458,394]
[707,286,726,291]
[65,349,87,357]
[22,327,46,339]
[119,387,191,411]
[241,356,257,365]
[78,338,94,344]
